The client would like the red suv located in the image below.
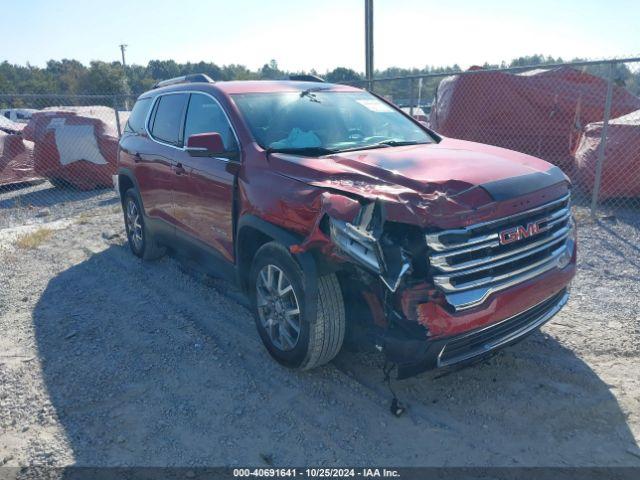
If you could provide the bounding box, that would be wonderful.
[117,74,576,378]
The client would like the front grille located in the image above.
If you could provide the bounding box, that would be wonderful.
[426,193,574,311]
[438,289,568,367]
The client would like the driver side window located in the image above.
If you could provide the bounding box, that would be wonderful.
[184,93,238,151]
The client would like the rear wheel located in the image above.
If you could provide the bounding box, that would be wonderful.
[123,189,165,260]
[250,242,346,370]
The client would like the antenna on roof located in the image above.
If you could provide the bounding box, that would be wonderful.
[153,73,215,89]
[289,74,326,83]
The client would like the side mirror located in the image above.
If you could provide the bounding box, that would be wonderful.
[186,132,225,156]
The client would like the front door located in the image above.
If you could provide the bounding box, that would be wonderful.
[172,92,239,262]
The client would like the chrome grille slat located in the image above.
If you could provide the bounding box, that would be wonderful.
[434,232,568,284]
[425,193,570,252]
[426,194,574,311]
[429,205,570,266]
[434,241,566,293]
[431,223,571,272]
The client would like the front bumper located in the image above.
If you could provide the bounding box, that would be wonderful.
[382,287,569,379]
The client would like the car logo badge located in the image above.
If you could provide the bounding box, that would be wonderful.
[499,220,548,245]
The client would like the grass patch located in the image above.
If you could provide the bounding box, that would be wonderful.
[76,212,93,225]
[15,228,55,249]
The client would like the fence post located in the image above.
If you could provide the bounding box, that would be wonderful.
[590,62,615,217]
[409,78,415,117]
[113,95,122,139]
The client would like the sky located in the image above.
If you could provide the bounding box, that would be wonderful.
[2,0,639,72]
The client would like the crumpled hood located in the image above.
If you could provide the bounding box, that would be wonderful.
[269,137,570,227]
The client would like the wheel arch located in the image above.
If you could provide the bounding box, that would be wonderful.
[117,168,141,209]
[236,215,320,322]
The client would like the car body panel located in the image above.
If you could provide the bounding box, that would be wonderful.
[119,133,176,225]
[173,153,236,262]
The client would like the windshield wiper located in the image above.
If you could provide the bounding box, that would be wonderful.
[334,140,430,154]
[265,146,338,157]
[375,140,430,147]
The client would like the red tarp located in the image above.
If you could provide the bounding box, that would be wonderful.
[0,131,39,187]
[573,110,640,200]
[429,66,640,171]
[24,106,127,190]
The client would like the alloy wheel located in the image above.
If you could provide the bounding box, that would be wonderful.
[255,264,301,351]
[126,199,143,252]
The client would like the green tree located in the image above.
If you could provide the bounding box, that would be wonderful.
[325,67,361,84]
[79,61,127,94]
[259,59,283,79]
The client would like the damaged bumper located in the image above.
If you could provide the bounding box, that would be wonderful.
[383,288,569,379]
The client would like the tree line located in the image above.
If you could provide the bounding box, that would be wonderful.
[1,55,638,108]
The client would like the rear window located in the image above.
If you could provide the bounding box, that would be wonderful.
[149,94,188,146]
[125,97,152,135]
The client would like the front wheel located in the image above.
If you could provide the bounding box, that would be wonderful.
[250,242,346,370]
[123,189,165,260]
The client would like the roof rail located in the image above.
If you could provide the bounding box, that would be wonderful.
[153,73,214,89]
[289,74,325,83]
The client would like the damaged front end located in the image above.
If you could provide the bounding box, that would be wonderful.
[324,198,445,379]
[329,201,410,292]
[281,159,575,379]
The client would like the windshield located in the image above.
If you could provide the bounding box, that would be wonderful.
[232,90,434,154]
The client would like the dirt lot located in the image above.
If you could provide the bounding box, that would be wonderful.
[0,184,639,467]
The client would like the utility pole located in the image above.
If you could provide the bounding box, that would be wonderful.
[118,44,129,109]
[119,44,128,68]
[365,0,374,91]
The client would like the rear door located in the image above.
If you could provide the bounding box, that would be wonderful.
[141,92,189,226]
[171,92,240,262]
[120,96,171,220]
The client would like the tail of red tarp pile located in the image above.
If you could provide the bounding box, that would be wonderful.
[24,106,127,190]
[429,66,640,172]
[0,131,39,187]
[573,109,640,200]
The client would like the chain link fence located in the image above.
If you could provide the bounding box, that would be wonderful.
[0,94,137,228]
[357,57,640,217]
[1,58,639,232]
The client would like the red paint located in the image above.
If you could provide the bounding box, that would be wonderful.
[186,132,225,154]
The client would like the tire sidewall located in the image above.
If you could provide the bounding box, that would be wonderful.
[250,243,312,368]
[123,189,146,258]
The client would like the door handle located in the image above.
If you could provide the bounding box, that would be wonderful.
[174,163,186,175]
[134,152,142,163]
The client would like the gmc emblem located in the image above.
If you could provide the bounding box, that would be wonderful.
[499,220,548,245]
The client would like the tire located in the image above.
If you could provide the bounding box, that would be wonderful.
[123,188,165,260]
[249,241,345,370]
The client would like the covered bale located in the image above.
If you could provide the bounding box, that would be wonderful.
[573,109,640,200]
[0,131,39,187]
[25,106,128,190]
[429,66,640,170]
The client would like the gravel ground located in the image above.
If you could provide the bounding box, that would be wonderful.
[0,188,639,467]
